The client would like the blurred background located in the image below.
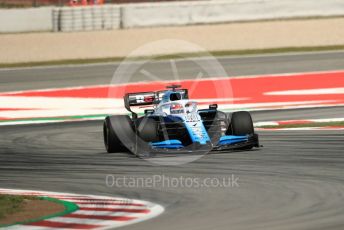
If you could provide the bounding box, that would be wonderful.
[0,0,195,7]
[0,1,343,230]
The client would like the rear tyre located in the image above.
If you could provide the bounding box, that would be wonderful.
[103,115,134,153]
[137,117,159,142]
[200,110,226,144]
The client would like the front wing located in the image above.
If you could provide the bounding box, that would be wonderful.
[149,133,259,152]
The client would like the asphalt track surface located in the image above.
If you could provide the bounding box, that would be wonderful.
[0,51,344,230]
[1,50,344,92]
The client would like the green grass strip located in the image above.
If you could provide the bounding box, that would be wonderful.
[0,196,79,227]
[1,45,344,68]
[0,195,37,219]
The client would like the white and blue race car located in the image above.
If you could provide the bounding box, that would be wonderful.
[103,85,259,155]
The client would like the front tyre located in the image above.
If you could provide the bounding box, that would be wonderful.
[230,111,256,150]
[103,115,134,153]
[231,111,254,135]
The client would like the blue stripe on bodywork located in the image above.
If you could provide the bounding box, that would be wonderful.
[218,135,248,145]
[150,140,184,149]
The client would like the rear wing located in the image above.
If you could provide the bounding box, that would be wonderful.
[124,92,156,109]
[124,88,188,118]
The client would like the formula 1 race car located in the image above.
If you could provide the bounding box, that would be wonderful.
[103,85,259,155]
